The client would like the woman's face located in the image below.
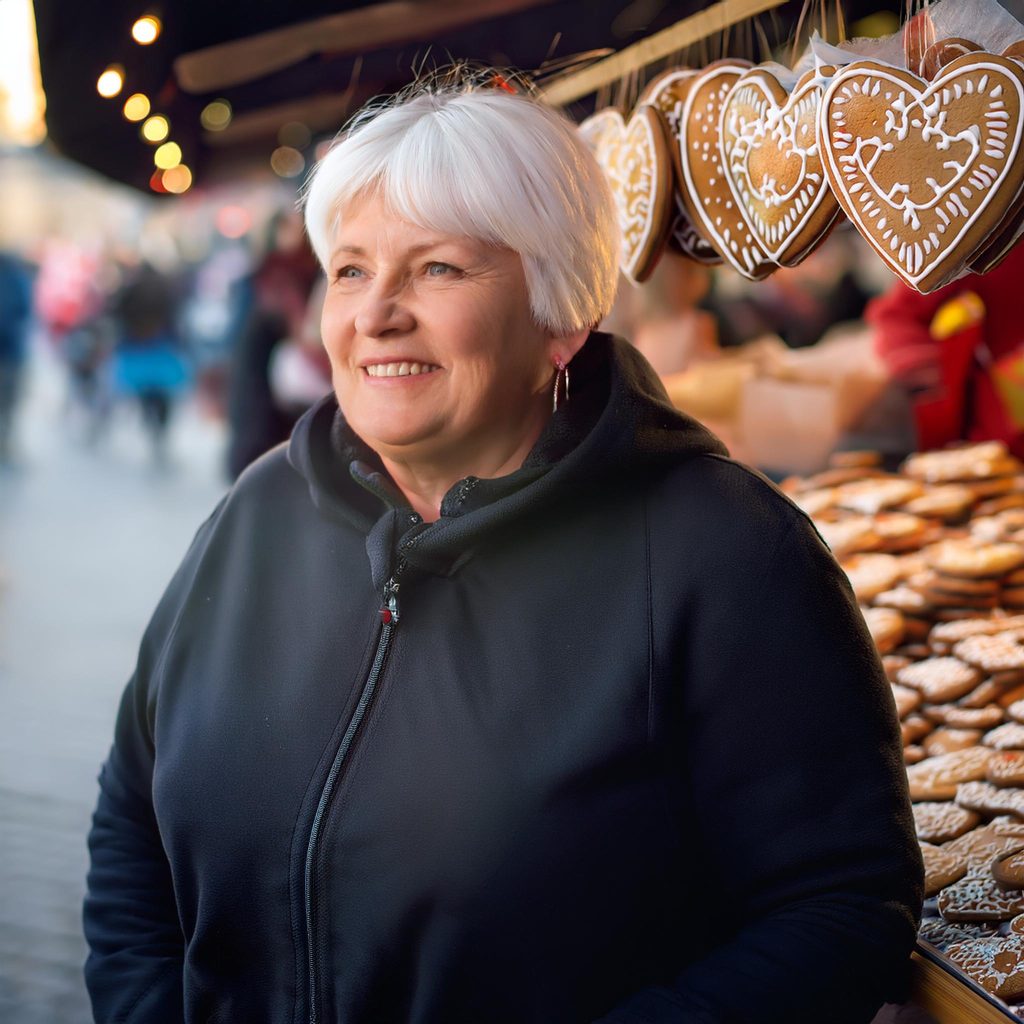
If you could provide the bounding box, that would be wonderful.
[321,190,557,471]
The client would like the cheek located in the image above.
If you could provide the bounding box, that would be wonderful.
[320,298,352,360]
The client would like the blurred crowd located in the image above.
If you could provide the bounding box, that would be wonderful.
[0,203,331,477]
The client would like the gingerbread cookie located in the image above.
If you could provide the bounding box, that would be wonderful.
[905,744,926,764]
[813,516,881,558]
[921,841,970,897]
[904,484,976,520]
[1011,912,1024,934]
[860,606,905,654]
[919,917,999,950]
[920,38,983,82]
[960,680,1008,708]
[830,450,882,469]
[984,723,1024,750]
[579,106,674,283]
[835,478,924,515]
[924,704,1004,730]
[993,847,1024,890]
[892,683,922,719]
[819,54,1024,293]
[938,873,1024,921]
[1007,701,1024,723]
[988,751,1024,787]
[956,780,1024,820]
[928,539,1024,580]
[875,586,931,615]
[914,800,981,843]
[946,935,1024,999]
[907,746,994,800]
[904,443,1011,484]
[640,69,721,265]
[897,657,982,703]
[945,823,1024,872]
[719,65,841,268]
[930,615,1024,650]
[680,60,775,280]
[902,714,934,746]
[955,633,1024,674]
[842,553,903,602]
[924,728,984,757]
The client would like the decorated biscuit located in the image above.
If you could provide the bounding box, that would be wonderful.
[719,65,842,267]
[913,800,980,842]
[920,38,982,82]
[679,60,775,280]
[819,53,1024,293]
[938,873,1024,921]
[579,106,674,283]
[947,935,1024,999]
[921,841,969,897]
[639,69,721,265]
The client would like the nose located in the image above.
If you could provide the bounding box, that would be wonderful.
[353,278,415,338]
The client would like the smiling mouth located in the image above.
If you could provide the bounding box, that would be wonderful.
[364,362,440,378]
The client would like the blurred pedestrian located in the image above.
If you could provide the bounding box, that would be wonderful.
[0,251,33,465]
[226,207,320,478]
[109,262,190,465]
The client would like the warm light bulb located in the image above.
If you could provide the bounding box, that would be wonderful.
[270,146,305,178]
[122,93,150,121]
[132,15,162,45]
[162,165,193,194]
[154,141,182,169]
[200,99,232,132]
[97,65,124,98]
[141,115,169,142]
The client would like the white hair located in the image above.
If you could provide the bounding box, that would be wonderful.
[302,81,620,336]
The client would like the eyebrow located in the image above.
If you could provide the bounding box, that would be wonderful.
[329,240,471,261]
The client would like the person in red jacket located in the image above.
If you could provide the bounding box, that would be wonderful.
[865,240,1024,457]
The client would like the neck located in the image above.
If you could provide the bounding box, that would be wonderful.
[379,408,551,523]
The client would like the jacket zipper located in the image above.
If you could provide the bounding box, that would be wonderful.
[304,568,403,1024]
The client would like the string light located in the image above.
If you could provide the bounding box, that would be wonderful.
[97,65,124,98]
[122,93,150,121]
[131,15,162,45]
[270,146,305,178]
[141,114,169,142]
[162,165,193,194]
[154,141,182,169]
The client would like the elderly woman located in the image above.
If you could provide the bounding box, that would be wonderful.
[84,77,922,1024]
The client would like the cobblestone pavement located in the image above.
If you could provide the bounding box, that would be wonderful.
[0,345,227,1024]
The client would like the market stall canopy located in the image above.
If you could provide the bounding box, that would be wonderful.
[32,0,891,194]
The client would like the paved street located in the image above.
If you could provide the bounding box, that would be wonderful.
[0,343,227,1024]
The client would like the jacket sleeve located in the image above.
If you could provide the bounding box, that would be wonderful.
[83,503,224,1023]
[597,479,923,1024]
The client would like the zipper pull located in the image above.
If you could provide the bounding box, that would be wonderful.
[379,577,400,626]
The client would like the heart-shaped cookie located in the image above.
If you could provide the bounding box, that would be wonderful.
[720,65,842,267]
[819,53,1024,293]
[639,69,721,265]
[579,106,674,283]
[679,59,775,280]
[920,38,982,81]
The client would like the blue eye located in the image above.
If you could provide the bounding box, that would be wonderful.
[336,266,363,280]
[426,262,456,277]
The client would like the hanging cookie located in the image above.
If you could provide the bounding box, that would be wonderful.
[579,106,674,283]
[679,59,775,280]
[920,38,982,81]
[719,65,842,268]
[638,68,721,264]
[819,52,1024,293]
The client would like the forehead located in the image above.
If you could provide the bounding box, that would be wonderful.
[332,190,484,257]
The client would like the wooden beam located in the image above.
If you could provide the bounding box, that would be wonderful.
[175,0,558,94]
[539,0,786,106]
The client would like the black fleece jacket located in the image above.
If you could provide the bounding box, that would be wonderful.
[84,333,922,1024]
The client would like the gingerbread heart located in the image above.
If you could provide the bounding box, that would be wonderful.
[719,66,842,267]
[639,69,721,265]
[679,60,775,280]
[920,38,982,82]
[819,53,1024,293]
[579,106,674,283]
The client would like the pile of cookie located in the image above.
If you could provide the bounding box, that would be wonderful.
[788,440,1024,1008]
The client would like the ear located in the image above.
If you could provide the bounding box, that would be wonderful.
[547,327,591,367]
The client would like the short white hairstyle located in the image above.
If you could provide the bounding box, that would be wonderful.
[302,79,620,336]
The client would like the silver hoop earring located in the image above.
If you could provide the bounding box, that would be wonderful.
[552,359,570,413]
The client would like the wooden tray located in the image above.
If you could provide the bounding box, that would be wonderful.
[908,943,1017,1023]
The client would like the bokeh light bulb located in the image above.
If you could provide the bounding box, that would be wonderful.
[141,115,169,142]
[270,146,305,178]
[97,66,124,98]
[132,16,162,45]
[162,165,193,194]
[154,142,182,169]
[200,100,232,132]
[123,93,151,121]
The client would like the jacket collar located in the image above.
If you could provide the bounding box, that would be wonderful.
[287,332,728,582]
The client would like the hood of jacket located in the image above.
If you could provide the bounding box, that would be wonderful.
[287,331,727,584]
